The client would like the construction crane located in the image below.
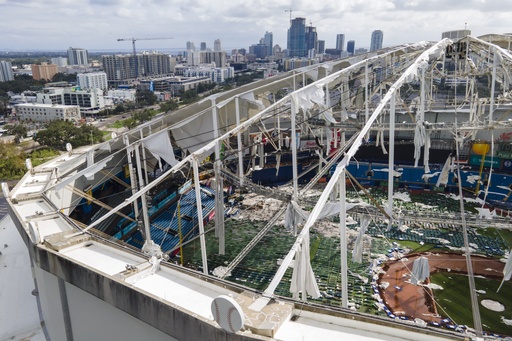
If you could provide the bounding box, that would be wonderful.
[117,37,174,78]
[285,8,294,24]
[309,17,327,27]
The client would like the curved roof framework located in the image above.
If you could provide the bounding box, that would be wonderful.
[5,34,512,340]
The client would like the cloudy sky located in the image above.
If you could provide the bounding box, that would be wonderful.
[0,0,510,53]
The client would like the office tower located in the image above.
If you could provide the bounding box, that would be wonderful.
[0,61,14,82]
[336,34,345,51]
[305,25,318,56]
[200,51,227,67]
[317,40,325,54]
[347,40,355,55]
[200,42,207,51]
[370,30,383,51]
[67,47,89,66]
[51,57,68,67]
[186,41,195,51]
[263,31,273,56]
[214,39,222,52]
[249,44,269,59]
[31,63,58,81]
[287,17,306,58]
[77,72,108,90]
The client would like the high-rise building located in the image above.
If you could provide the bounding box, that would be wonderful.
[31,63,58,81]
[200,51,227,67]
[214,39,222,52]
[347,40,355,55]
[287,17,306,58]
[249,44,269,59]
[0,61,14,82]
[102,52,173,85]
[305,26,318,56]
[317,40,325,54]
[370,30,383,51]
[200,42,207,51]
[336,34,345,51]
[186,41,196,51]
[67,47,89,66]
[263,32,273,56]
[77,72,108,91]
[51,57,68,67]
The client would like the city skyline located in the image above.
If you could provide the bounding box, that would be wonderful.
[1,0,511,52]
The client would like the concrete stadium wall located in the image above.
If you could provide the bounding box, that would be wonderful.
[31,243,260,341]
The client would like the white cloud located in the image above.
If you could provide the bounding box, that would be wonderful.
[0,0,510,51]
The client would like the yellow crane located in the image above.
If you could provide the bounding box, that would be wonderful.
[116,37,174,78]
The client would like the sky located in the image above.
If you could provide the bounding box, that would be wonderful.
[0,0,511,53]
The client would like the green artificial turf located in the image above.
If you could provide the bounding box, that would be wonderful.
[476,227,512,249]
[390,240,437,253]
[430,272,512,336]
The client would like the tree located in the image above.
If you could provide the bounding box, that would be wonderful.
[132,109,155,123]
[51,72,77,83]
[181,89,199,104]
[34,120,103,150]
[159,100,179,112]
[0,142,26,180]
[123,117,137,130]
[135,89,157,106]
[9,124,28,144]
[0,96,10,117]
[114,104,125,114]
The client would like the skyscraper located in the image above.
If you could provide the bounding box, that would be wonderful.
[370,30,383,51]
[317,40,325,54]
[347,40,355,55]
[200,42,207,51]
[0,61,14,82]
[287,17,306,58]
[186,41,195,51]
[336,34,345,51]
[214,39,222,52]
[67,47,89,66]
[305,25,318,56]
[263,31,273,56]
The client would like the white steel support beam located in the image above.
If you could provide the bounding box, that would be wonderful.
[140,129,149,186]
[339,169,348,308]
[365,61,370,140]
[263,39,450,300]
[78,44,424,235]
[235,96,244,185]
[490,47,497,123]
[192,157,209,275]
[135,142,159,256]
[125,137,139,220]
[212,99,225,255]
[291,99,299,204]
[387,93,396,231]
